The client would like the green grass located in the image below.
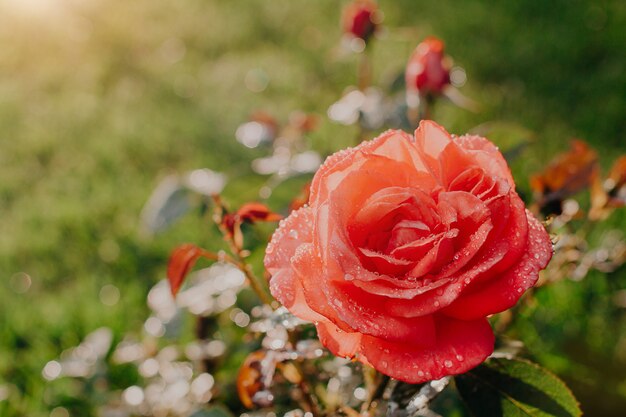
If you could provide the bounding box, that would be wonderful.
[0,0,625,415]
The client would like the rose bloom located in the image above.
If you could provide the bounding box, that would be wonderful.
[406,37,451,96]
[265,121,552,383]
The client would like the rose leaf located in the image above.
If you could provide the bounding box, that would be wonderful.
[455,357,581,417]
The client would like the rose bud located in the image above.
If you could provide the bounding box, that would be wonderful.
[342,0,379,42]
[265,121,553,384]
[405,37,452,97]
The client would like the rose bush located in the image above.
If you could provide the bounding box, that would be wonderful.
[264,121,553,383]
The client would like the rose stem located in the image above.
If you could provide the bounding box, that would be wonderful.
[418,93,433,121]
[210,195,275,307]
[353,45,373,146]
[211,195,325,413]
[357,44,372,92]
[210,195,325,414]
[361,373,390,414]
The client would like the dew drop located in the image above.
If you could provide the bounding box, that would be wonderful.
[344,273,354,281]
[289,230,299,239]
[456,354,464,361]
[444,360,453,368]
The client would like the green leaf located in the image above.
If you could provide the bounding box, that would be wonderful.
[455,357,581,417]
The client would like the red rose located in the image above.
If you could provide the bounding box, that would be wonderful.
[406,37,451,96]
[342,0,379,42]
[265,121,552,383]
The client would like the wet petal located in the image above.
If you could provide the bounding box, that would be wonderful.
[310,130,420,206]
[455,134,515,189]
[318,316,494,384]
[414,120,452,180]
[265,208,325,322]
[443,210,552,319]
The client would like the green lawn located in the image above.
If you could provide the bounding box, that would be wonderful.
[1,0,625,415]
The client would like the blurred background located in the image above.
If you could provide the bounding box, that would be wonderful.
[1,0,625,415]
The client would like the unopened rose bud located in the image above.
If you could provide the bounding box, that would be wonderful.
[405,37,452,96]
[342,0,379,42]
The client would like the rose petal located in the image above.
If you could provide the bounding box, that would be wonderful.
[443,210,552,319]
[268,269,325,323]
[455,134,516,189]
[414,120,452,180]
[316,321,363,359]
[318,315,494,384]
[265,207,326,323]
[430,191,493,277]
[310,130,419,206]
[265,207,312,272]
[358,247,413,276]
[294,247,437,345]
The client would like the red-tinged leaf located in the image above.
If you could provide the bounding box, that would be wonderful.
[530,140,598,207]
[167,244,204,296]
[237,202,283,223]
